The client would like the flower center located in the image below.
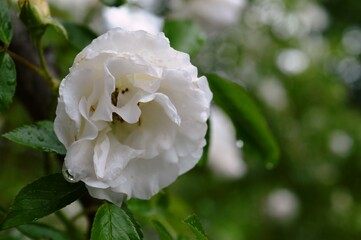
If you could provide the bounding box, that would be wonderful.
[109,86,145,143]
[111,88,124,123]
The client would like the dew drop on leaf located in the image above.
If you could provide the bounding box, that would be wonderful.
[62,165,78,183]
[37,136,44,141]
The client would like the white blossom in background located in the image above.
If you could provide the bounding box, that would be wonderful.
[169,0,246,28]
[337,57,361,84]
[296,2,329,34]
[257,78,288,111]
[208,106,246,179]
[265,188,299,222]
[245,0,328,39]
[101,6,163,34]
[276,49,309,75]
[342,27,361,55]
[48,0,98,23]
[329,130,353,157]
[127,0,159,11]
[54,29,212,205]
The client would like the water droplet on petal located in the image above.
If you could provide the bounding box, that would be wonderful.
[62,165,78,183]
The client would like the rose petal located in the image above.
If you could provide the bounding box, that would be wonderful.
[54,100,77,148]
[112,150,180,199]
[64,140,96,181]
[125,100,178,158]
[76,29,197,76]
[86,186,126,206]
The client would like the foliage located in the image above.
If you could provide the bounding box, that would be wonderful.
[0,0,13,48]
[207,73,279,167]
[183,214,208,240]
[91,203,143,240]
[1,173,86,230]
[3,121,66,155]
[163,19,205,58]
[0,52,16,112]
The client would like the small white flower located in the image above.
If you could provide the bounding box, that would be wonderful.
[208,106,246,179]
[54,29,212,205]
[102,6,163,35]
[170,0,246,28]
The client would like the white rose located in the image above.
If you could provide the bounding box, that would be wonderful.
[54,29,212,205]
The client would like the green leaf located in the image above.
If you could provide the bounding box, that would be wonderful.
[183,214,208,240]
[91,202,143,240]
[163,20,205,57]
[63,22,97,51]
[0,173,86,230]
[121,204,143,239]
[153,220,173,240]
[206,74,280,167]
[0,52,16,112]
[100,0,126,7]
[17,223,69,240]
[0,0,13,47]
[3,121,66,155]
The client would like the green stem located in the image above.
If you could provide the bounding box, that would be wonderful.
[55,210,86,240]
[0,46,46,78]
[35,39,60,89]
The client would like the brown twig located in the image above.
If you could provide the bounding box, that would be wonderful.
[0,46,47,79]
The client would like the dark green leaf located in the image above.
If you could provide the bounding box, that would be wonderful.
[183,215,208,240]
[153,220,173,240]
[206,74,280,167]
[122,204,143,239]
[3,121,66,155]
[100,0,126,7]
[163,20,205,57]
[0,173,86,229]
[0,0,13,47]
[91,202,143,240]
[63,22,97,51]
[0,52,16,112]
[18,223,69,240]
[197,118,210,167]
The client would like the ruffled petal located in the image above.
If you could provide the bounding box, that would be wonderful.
[86,186,126,206]
[64,140,96,181]
[112,149,180,199]
[54,100,77,148]
[125,100,178,158]
[152,93,181,125]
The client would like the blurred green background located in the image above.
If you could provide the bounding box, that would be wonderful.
[2,0,361,239]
